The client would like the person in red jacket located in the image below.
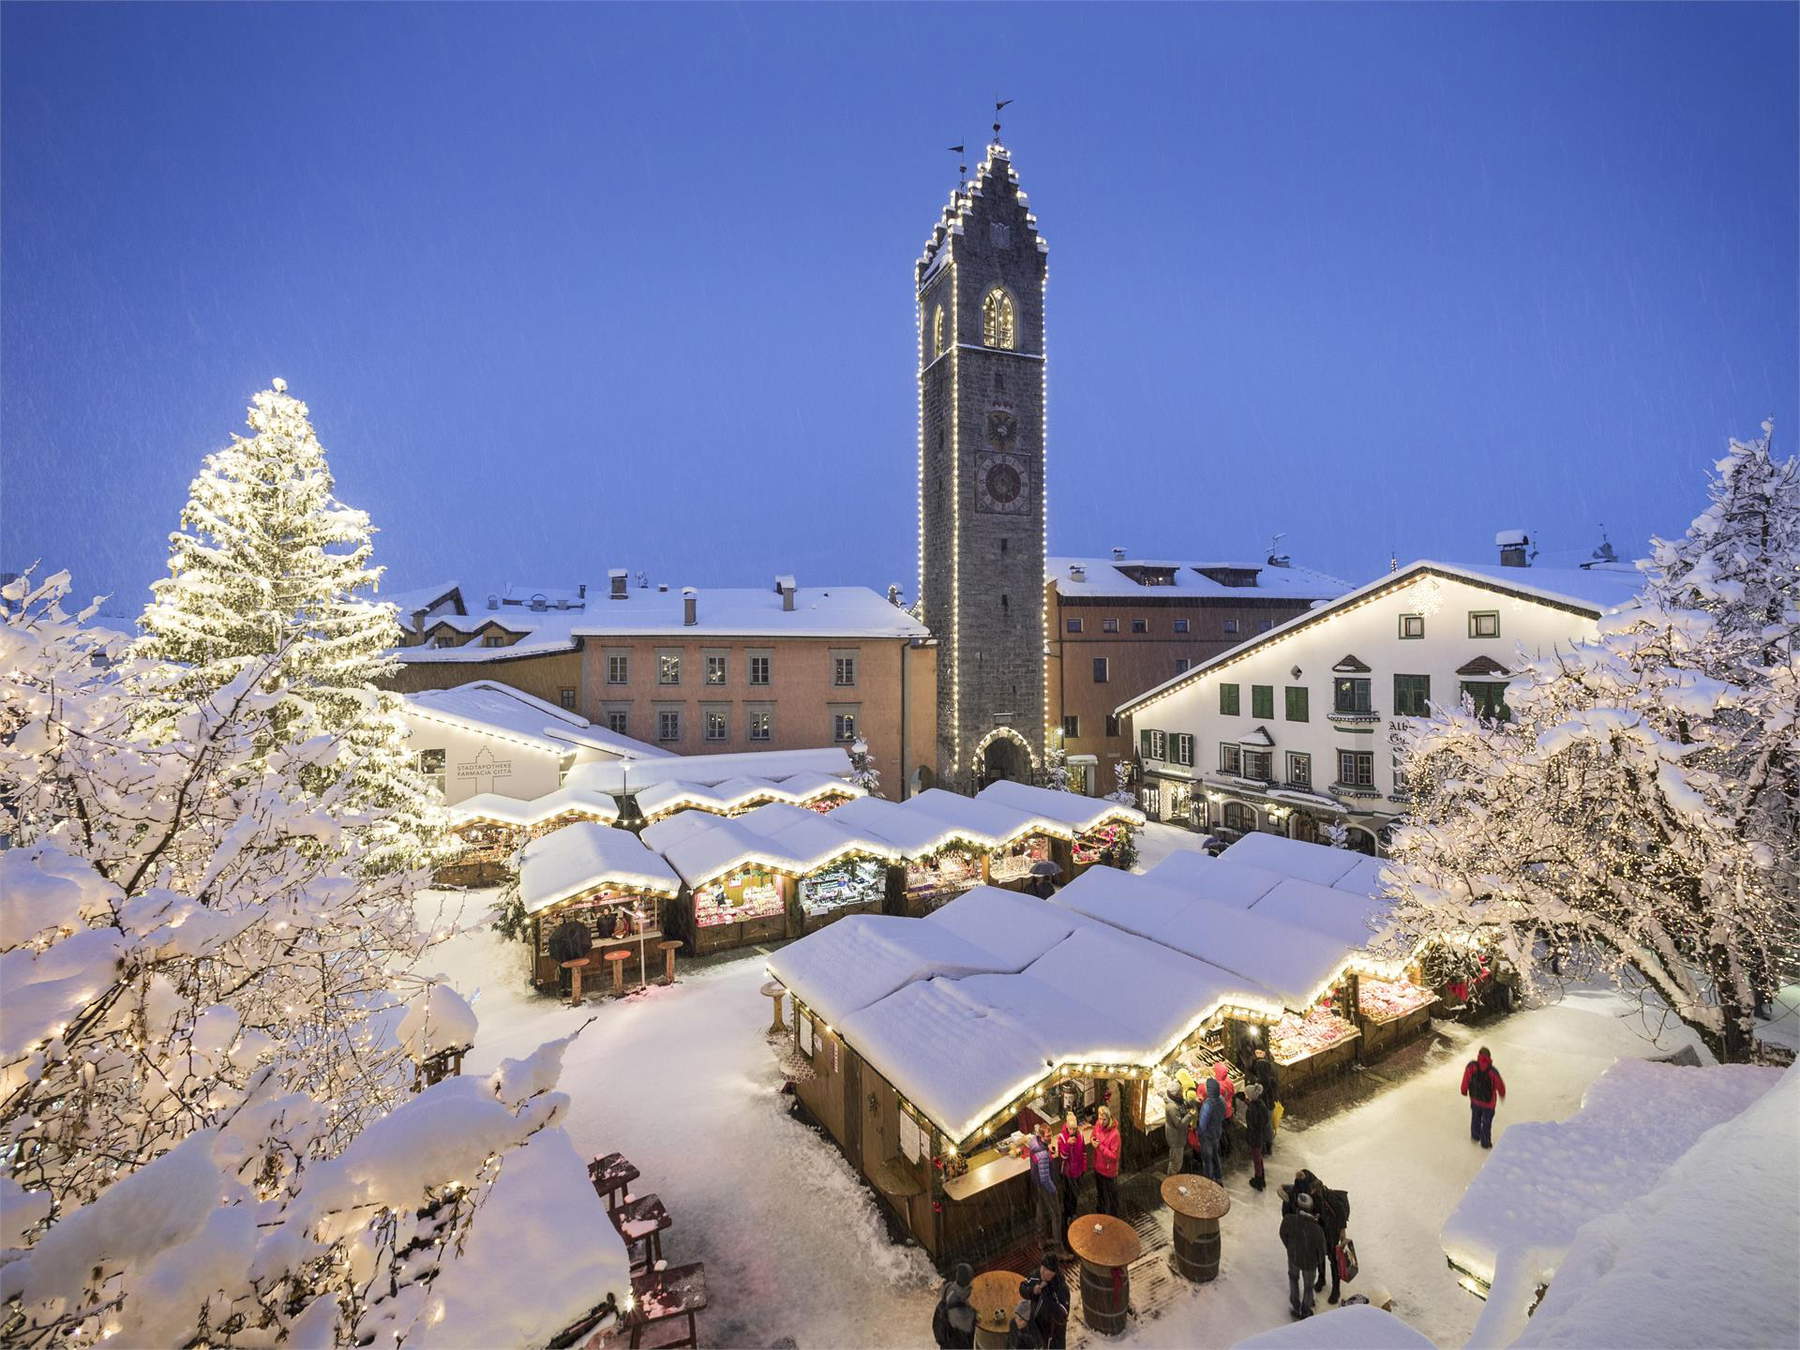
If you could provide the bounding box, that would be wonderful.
[1460,1046,1506,1148]
[1089,1104,1122,1216]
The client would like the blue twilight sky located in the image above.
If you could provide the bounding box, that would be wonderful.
[4,2,1796,612]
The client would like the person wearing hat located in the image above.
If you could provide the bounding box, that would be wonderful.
[1242,1081,1272,1190]
[931,1263,976,1348]
[1161,1085,1193,1176]
[1249,1046,1280,1155]
[1279,1189,1329,1318]
[1020,1253,1070,1349]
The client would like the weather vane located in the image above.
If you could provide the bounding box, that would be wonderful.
[948,143,966,184]
[993,98,1013,141]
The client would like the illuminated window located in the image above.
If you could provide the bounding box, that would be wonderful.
[933,305,945,357]
[982,288,1016,349]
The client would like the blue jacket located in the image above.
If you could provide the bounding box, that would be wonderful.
[1025,1136,1057,1194]
[1197,1079,1225,1141]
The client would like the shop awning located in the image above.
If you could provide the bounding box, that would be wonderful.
[974,779,1146,834]
[518,821,681,914]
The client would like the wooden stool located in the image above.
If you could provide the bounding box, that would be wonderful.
[1068,1214,1141,1337]
[657,938,683,985]
[560,957,591,1007]
[604,949,632,996]
[1162,1173,1230,1283]
[760,979,786,1033]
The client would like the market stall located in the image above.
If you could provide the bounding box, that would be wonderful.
[440,785,622,887]
[516,821,681,993]
[829,792,1024,916]
[974,779,1145,879]
[630,771,866,827]
[1355,974,1435,1057]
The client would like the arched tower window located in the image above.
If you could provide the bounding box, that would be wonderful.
[932,304,945,357]
[981,288,1016,350]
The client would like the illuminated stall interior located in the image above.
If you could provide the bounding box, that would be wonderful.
[440,785,621,886]
[974,779,1145,878]
[643,800,898,954]
[516,821,682,991]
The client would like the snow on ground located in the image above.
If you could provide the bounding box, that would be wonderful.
[1755,982,1800,1054]
[418,888,1720,1349]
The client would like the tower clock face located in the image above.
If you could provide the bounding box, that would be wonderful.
[976,453,1030,514]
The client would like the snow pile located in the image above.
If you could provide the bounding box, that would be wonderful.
[398,982,479,1062]
[1443,1058,1781,1346]
[1233,1303,1435,1349]
[1511,1062,1800,1349]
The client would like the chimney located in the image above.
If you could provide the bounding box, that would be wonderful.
[1068,564,1086,583]
[682,587,697,626]
[577,583,587,600]
[774,575,797,612]
[485,593,499,611]
[1111,547,1127,562]
[1496,529,1531,568]
[608,569,628,599]
[657,583,668,593]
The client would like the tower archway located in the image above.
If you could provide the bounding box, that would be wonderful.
[973,727,1035,789]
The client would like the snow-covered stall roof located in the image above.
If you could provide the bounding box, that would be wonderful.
[448,784,620,828]
[906,787,1049,845]
[1441,1058,1781,1340]
[1220,832,1364,886]
[826,795,970,856]
[1048,866,1360,1010]
[1143,850,1287,908]
[975,780,1145,833]
[640,800,895,889]
[404,680,669,760]
[632,772,863,822]
[518,822,682,914]
[571,746,853,796]
[923,886,1077,969]
[1231,1304,1436,1350]
[1510,1063,1798,1350]
[1249,877,1387,950]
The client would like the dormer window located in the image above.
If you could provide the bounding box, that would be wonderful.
[982,287,1016,349]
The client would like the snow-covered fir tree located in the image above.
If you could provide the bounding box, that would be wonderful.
[847,736,880,795]
[1383,430,1800,1062]
[0,571,626,1346]
[134,380,447,875]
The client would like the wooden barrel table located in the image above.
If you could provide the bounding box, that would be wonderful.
[1161,1173,1230,1283]
[970,1269,1019,1349]
[1067,1214,1141,1337]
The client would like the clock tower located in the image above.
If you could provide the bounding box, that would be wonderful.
[916,141,1048,791]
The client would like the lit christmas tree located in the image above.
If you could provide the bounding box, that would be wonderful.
[134,379,447,874]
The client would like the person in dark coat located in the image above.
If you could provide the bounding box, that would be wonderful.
[932,1263,976,1349]
[1296,1171,1350,1305]
[1460,1046,1507,1148]
[1021,1254,1071,1349]
[1161,1086,1193,1176]
[1242,1081,1272,1190]
[1023,1125,1065,1257]
[1249,1046,1280,1155]
[1195,1077,1225,1182]
[1279,1191,1329,1318]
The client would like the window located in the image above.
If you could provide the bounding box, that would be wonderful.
[981,287,1016,349]
[1333,677,1372,714]
[434,635,460,649]
[1173,619,1191,634]
[1399,613,1425,639]
[1258,619,1274,632]
[1104,714,1122,737]
[704,654,727,685]
[703,707,728,742]
[1223,619,1239,635]
[833,655,857,687]
[1242,750,1272,781]
[1102,617,1120,633]
[606,654,629,684]
[1138,728,1168,761]
[748,653,771,686]
[1251,685,1274,719]
[658,652,681,685]
[798,1011,815,1058]
[558,687,577,711]
[1219,683,1240,716]
[605,709,629,735]
[482,635,507,648]
[1219,743,1242,774]
[657,710,681,742]
[1131,618,1149,634]
[1469,611,1501,639]
[1461,681,1512,721]
[1067,618,1084,634]
[1174,658,1191,674]
[1062,714,1080,738]
[1285,686,1309,722]
[1092,657,1110,683]
[1223,802,1257,834]
[748,708,773,742]
[932,304,945,357]
[1394,674,1431,717]
[1337,749,1374,787]
[833,711,859,743]
[415,749,446,794]
[1286,751,1311,787]
[1167,733,1189,766]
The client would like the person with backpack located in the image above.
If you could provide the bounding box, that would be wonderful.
[1460,1046,1507,1148]
[1020,1254,1071,1349]
[1090,1104,1122,1216]
[1161,1085,1193,1176]
[931,1263,977,1349]
[1249,1045,1280,1155]
[1242,1081,1272,1190]
[1196,1077,1225,1181]
[1279,1190,1329,1318]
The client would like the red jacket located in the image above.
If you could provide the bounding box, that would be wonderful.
[1055,1127,1088,1179]
[1090,1121,1121,1178]
[1212,1062,1236,1119]
[1461,1054,1506,1107]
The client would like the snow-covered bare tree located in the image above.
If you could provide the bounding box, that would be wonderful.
[847,736,880,795]
[1383,429,1800,1062]
[134,379,447,875]
[1,573,626,1346]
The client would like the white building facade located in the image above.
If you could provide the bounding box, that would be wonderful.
[1116,559,1642,853]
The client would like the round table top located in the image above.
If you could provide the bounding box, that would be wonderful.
[1067,1213,1142,1268]
[759,979,786,998]
[970,1270,1020,1331]
[603,949,632,963]
[559,957,591,969]
[1161,1173,1231,1220]
[656,938,683,951]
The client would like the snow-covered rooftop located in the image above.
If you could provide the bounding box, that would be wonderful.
[973,780,1145,834]
[1048,556,1352,601]
[641,799,895,889]
[570,746,853,796]
[1233,1304,1436,1350]
[632,772,863,822]
[403,680,670,760]
[382,580,463,617]
[448,784,621,828]
[517,821,682,914]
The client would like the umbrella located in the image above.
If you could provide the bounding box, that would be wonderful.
[1028,859,1062,878]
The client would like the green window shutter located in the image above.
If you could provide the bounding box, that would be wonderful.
[1285,686,1309,722]
[1219,683,1240,716]
[1251,685,1273,719]
[1139,728,1154,758]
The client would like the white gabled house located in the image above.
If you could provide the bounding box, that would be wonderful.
[1114,553,1643,853]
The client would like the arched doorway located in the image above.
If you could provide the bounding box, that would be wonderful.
[1345,826,1378,856]
[977,732,1033,789]
[1289,812,1320,845]
[1222,801,1257,836]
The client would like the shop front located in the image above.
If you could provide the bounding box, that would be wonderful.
[534,889,669,993]
[691,865,792,954]
[797,855,888,932]
[986,833,1054,890]
[901,843,987,915]
[515,822,681,994]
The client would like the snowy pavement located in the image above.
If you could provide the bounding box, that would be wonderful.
[422,887,1710,1349]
